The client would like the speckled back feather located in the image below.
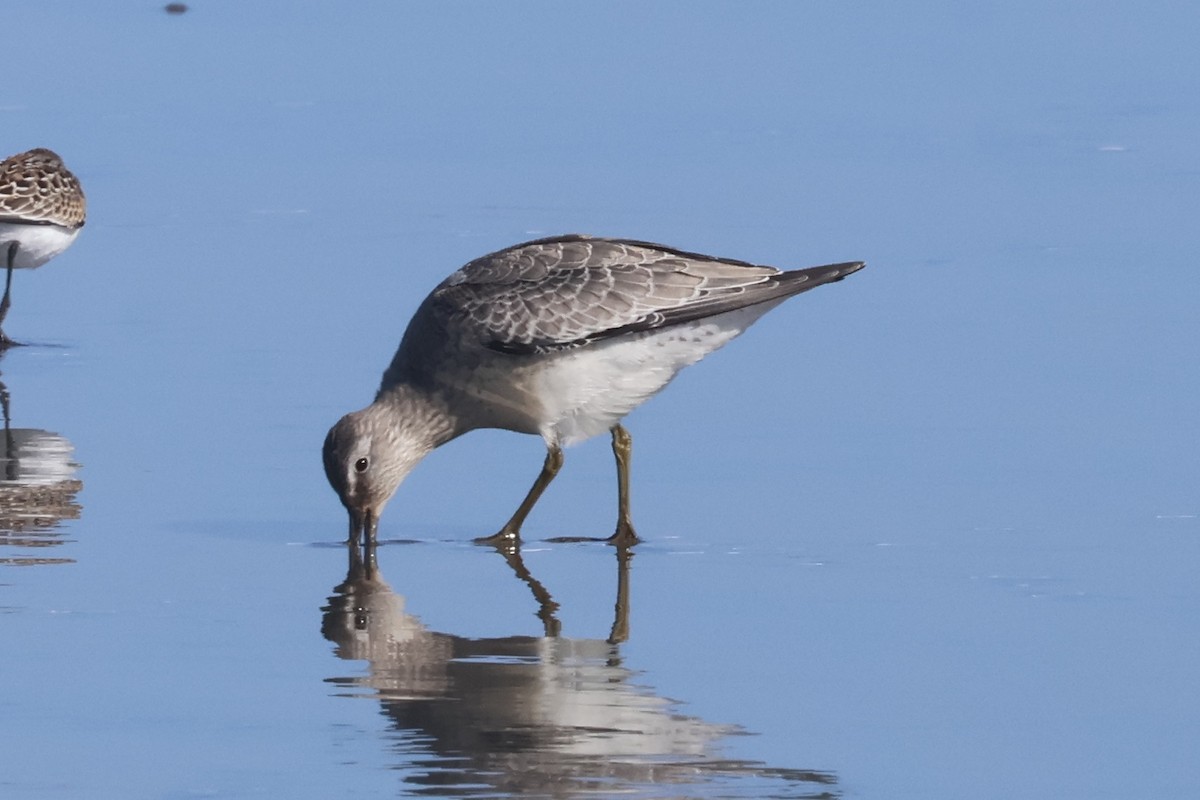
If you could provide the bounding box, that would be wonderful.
[0,148,86,228]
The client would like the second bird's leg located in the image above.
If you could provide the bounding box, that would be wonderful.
[607,424,641,546]
[476,444,564,545]
[0,242,17,343]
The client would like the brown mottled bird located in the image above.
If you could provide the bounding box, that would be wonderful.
[0,148,86,344]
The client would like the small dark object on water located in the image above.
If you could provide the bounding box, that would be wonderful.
[164,3,188,14]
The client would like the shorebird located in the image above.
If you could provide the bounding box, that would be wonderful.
[323,235,864,547]
[0,148,87,345]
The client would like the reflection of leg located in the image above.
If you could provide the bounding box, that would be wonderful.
[492,540,562,637]
[607,545,633,645]
[0,243,16,343]
[1,379,13,481]
[607,424,640,546]
[476,444,564,545]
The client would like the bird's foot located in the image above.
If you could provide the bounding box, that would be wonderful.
[544,522,641,546]
[474,526,521,548]
[606,520,640,548]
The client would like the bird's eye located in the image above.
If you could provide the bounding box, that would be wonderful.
[354,457,369,473]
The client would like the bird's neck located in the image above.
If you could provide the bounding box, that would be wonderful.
[372,380,461,451]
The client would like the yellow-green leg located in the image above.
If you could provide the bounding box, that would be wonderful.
[476,444,564,545]
[607,424,640,546]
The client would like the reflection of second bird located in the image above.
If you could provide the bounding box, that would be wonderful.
[0,379,83,564]
[0,148,87,346]
[323,235,864,547]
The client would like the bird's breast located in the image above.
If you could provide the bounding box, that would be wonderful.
[0,222,81,269]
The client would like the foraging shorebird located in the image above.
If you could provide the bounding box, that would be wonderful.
[323,235,864,547]
[0,148,86,345]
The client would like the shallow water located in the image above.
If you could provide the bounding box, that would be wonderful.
[3,2,1199,798]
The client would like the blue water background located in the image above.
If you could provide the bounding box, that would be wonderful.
[2,2,1198,798]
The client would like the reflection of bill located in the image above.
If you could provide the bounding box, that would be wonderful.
[0,381,82,566]
[322,544,837,798]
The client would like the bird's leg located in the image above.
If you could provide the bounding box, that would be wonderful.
[607,424,641,546]
[476,444,564,545]
[0,242,16,345]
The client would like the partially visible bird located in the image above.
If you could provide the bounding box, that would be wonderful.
[323,235,864,547]
[0,148,87,345]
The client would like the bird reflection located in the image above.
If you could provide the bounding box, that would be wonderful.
[322,542,837,798]
[0,379,82,566]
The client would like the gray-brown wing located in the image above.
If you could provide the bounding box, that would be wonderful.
[428,235,861,354]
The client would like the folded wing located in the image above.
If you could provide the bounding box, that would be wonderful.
[431,235,862,355]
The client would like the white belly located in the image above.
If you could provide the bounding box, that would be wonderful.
[0,221,81,269]
[533,299,785,446]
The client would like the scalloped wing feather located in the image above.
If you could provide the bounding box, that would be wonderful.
[428,236,857,355]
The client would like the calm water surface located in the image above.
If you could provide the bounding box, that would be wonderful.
[3,2,1199,799]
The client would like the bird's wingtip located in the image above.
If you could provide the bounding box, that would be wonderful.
[823,261,866,282]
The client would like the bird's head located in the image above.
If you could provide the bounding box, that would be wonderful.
[322,404,425,543]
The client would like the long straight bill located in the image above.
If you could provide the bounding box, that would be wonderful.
[347,509,377,546]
